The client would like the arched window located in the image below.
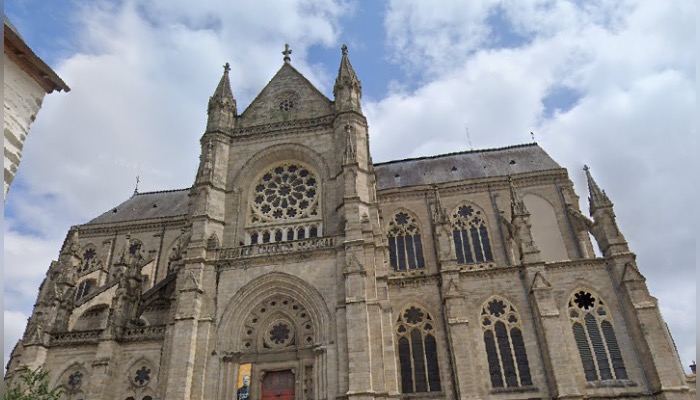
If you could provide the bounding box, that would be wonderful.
[568,290,627,381]
[246,162,322,244]
[79,245,97,273]
[75,279,95,301]
[480,297,532,388]
[451,204,493,264]
[396,306,441,393]
[387,212,425,271]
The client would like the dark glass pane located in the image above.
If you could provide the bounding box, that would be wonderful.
[406,234,417,270]
[388,236,398,269]
[275,230,283,242]
[414,235,425,268]
[601,320,627,379]
[397,236,407,271]
[250,233,258,244]
[511,327,532,386]
[309,226,318,238]
[484,330,503,388]
[425,334,441,391]
[398,337,413,393]
[262,231,271,243]
[411,329,428,392]
[480,225,493,261]
[297,228,305,240]
[461,229,474,263]
[495,321,517,387]
[573,322,597,381]
[585,313,612,380]
[471,226,485,262]
[453,229,464,264]
[287,229,295,241]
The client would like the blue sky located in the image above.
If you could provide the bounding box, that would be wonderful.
[4,0,695,374]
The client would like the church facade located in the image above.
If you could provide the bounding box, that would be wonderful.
[5,45,694,400]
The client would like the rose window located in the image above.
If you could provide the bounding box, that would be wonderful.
[250,163,319,223]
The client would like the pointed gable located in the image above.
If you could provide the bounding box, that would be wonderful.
[238,63,334,128]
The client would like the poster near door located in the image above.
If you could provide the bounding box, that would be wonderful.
[236,363,252,400]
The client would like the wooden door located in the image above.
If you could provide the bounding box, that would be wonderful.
[261,370,295,400]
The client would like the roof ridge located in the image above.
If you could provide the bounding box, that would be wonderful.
[134,188,191,196]
[373,142,539,166]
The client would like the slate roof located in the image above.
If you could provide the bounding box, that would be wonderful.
[84,189,190,225]
[82,144,560,225]
[374,143,561,190]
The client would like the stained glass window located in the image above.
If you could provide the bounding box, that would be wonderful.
[568,290,627,381]
[396,306,441,393]
[481,297,532,388]
[387,212,425,271]
[451,204,493,264]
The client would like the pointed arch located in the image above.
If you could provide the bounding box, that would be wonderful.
[386,209,425,271]
[217,272,331,352]
[449,203,494,265]
[78,243,98,273]
[53,361,89,399]
[480,296,532,388]
[395,304,441,394]
[567,288,627,381]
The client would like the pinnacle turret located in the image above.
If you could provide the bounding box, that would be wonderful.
[334,44,362,112]
[206,63,237,131]
[583,165,612,215]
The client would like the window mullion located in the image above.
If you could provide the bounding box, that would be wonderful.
[506,324,522,386]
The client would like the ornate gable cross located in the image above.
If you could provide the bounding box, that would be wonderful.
[282,43,292,63]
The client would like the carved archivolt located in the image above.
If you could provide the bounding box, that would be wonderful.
[217,272,330,352]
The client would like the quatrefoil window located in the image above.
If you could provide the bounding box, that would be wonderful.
[67,371,83,389]
[134,366,151,386]
[250,163,319,223]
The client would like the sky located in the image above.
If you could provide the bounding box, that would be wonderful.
[4,0,696,373]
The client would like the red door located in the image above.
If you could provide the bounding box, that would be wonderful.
[261,370,295,400]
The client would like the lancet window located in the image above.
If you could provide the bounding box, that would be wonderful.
[568,290,627,381]
[78,245,97,273]
[246,162,322,244]
[480,297,532,388]
[387,211,425,271]
[396,306,441,394]
[75,279,95,301]
[451,204,494,264]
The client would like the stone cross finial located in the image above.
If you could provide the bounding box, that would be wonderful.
[282,43,292,63]
[223,62,230,73]
[133,175,140,196]
[341,44,348,55]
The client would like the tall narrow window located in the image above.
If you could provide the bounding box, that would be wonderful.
[481,297,532,388]
[387,212,425,271]
[451,204,493,264]
[568,290,627,381]
[396,306,441,393]
[75,279,95,301]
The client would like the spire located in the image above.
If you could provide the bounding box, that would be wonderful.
[334,44,362,112]
[508,175,528,216]
[583,165,612,214]
[206,62,237,131]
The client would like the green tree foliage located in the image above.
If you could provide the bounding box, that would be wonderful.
[4,366,63,400]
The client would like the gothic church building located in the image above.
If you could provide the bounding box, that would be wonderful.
[5,46,695,400]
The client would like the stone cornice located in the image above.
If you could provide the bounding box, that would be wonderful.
[78,217,189,236]
[377,169,570,201]
[231,115,336,138]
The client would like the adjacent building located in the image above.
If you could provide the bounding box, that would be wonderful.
[4,16,70,201]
